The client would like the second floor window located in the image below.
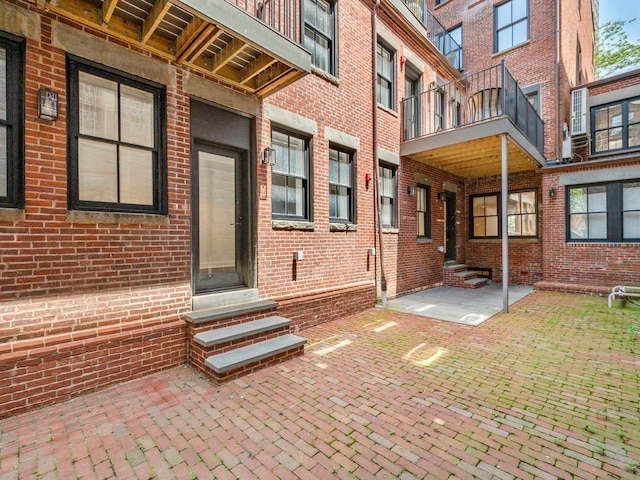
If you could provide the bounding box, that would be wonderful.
[0,33,24,209]
[272,129,311,220]
[329,146,354,223]
[495,0,529,53]
[67,57,166,214]
[304,0,335,75]
[438,25,462,70]
[591,97,640,154]
[377,42,395,110]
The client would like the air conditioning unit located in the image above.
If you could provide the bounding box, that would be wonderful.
[571,88,587,136]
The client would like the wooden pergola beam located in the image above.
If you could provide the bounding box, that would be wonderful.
[239,54,277,85]
[142,0,171,44]
[102,0,118,25]
[211,37,247,73]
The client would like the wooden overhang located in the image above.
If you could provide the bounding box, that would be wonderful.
[400,117,547,179]
[40,0,311,97]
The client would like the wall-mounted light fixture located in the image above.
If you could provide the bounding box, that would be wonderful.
[437,191,446,201]
[549,187,557,199]
[38,88,58,121]
[262,147,276,166]
[407,185,417,196]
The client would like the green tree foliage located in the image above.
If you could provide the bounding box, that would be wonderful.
[596,19,640,78]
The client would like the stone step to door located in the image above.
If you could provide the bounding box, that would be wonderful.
[185,299,278,325]
[194,316,291,348]
[205,334,307,374]
[454,270,480,279]
[464,277,489,288]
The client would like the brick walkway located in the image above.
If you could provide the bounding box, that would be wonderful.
[1,291,639,479]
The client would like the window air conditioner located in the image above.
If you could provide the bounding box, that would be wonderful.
[571,88,587,136]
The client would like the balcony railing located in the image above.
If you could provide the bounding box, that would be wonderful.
[226,0,301,43]
[401,62,545,154]
[400,0,462,70]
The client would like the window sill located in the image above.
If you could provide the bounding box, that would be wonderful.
[311,65,339,86]
[382,227,399,234]
[377,104,398,117]
[272,220,315,231]
[417,237,433,244]
[67,210,169,225]
[469,237,539,243]
[589,146,640,159]
[0,207,26,223]
[330,223,357,232]
[567,241,640,246]
[492,39,531,58]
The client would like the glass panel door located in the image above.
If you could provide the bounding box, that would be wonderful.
[194,143,247,292]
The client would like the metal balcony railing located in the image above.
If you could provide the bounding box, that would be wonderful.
[400,0,462,70]
[226,0,301,43]
[401,62,545,154]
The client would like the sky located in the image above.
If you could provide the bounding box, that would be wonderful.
[598,0,640,41]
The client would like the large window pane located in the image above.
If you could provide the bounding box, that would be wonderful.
[272,175,287,215]
[78,138,117,202]
[79,72,118,140]
[0,47,6,121]
[624,212,640,238]
[119,146,153,205]
[0,126,6,197]
[120,85,154,148]
[271,130,289,174]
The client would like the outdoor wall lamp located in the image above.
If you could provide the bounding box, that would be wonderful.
[407,185,417,196]
[262,147,276,166]
[549,187,557,199]
[37,88,58,121]
[437,191,446,201]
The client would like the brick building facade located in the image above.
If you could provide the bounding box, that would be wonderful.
[1,0,637,417]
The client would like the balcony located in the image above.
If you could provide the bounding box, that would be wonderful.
[400,0,462,70]
[44,0,310,97]
[400,62,546,178]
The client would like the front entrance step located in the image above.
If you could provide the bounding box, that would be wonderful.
[185,299,278,325]
[443,263,489,289]
[205,334,307,380]
[464,277,490,288]
[194,316,291,347]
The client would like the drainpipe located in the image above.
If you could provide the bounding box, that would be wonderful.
[372,0,387,306]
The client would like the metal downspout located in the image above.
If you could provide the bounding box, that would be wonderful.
[372,0,387,306]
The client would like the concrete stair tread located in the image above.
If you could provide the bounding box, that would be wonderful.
[205,334,307,373]
[444,263,467,272]
[454,270,479,278]
[464,277,489,286]
[185,299,278,324]
[194,316,291,347]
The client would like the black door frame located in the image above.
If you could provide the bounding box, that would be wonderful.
[444,191,457,261]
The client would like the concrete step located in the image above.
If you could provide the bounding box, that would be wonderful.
[205,334,307,374]
[464,277,489,288]
[444,263,467,272]
[185,299,278,325]
[454,270,479,279]
[194,316,291,348]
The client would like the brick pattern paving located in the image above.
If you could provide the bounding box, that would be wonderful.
[1,292,639,479]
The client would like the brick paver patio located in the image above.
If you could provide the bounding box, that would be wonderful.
[1,291,639,479]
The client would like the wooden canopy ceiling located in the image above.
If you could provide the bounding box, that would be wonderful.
[41,0,310,96]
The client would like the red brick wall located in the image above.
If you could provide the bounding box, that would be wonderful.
[429,0,596,161]
[465,170,543,284]
[540,160,640,291]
